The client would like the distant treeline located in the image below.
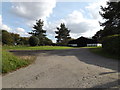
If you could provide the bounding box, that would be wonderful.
[2,30,54,46]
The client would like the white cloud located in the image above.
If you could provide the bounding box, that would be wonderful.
[0,15,12,32]
[1,25,12,31]
[11,0,56,26]
[70,33,81,39]
[66,11,102,38]
[45,19,65,34]
[15,27,30,37]
[16,27,25,32]
[85,0,109,20]
[66,10,84,24]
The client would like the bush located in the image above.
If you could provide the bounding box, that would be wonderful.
[29,36,39,46]
[102,34,120,54]
[19,37,29,45]
[2,30,14,45]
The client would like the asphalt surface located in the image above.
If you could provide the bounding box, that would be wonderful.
[2,48,120,88]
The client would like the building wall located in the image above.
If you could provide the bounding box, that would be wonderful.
[68,44,77,47]
[87,43,102,47]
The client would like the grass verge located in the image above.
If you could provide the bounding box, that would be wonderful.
[3,45,74,50]
[2,50,35,74]
[89,47,120,60]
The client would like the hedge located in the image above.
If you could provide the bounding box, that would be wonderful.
[102,34,120,54]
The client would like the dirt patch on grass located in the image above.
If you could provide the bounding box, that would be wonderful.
[10,50,39,63]
[19,55,36,64]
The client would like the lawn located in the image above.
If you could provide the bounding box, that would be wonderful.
[3,45,74,50]
[89,47,120,60]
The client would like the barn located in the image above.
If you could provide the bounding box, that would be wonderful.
[68,36,100,47]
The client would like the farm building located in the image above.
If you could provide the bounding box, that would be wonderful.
[68,36,100,47]
[87,43,102,47]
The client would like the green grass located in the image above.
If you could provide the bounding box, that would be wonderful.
[89,47,120,60]
[2,50,32,74]
[3,45,74,50]
[81,46,102,48]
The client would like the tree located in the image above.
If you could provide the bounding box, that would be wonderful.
[55,23,71,45]
[92,29,104,43]
[29,19,46,45]
[19,37,29,45]
[2,30,14,45]
[99,1,120,37]
[43,37,53,45]
[29,36,39,46]
[10,33,20,45]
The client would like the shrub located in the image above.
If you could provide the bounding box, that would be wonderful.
[2,30,14,45]
[102,34,120,54]
[19,37,29,45]
[29,36,39,46]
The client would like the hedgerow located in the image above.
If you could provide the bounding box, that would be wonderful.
[102,34,120,54]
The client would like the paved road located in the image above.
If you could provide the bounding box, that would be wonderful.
[2,48,119,88]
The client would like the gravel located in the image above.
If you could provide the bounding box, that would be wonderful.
[2,48,119,88]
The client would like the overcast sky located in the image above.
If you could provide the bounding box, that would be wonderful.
[0,0,109,42]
